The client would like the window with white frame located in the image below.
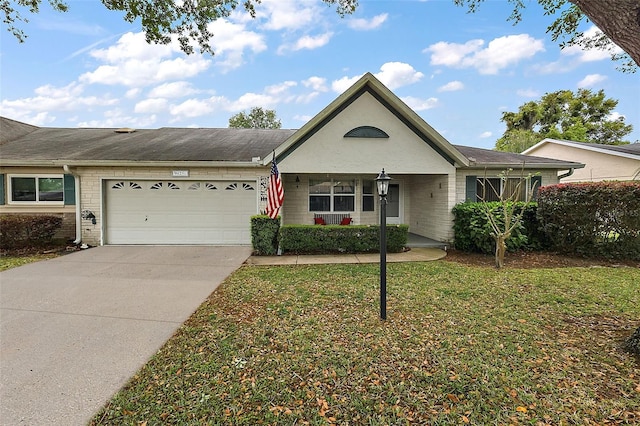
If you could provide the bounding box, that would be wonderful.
[309,178,355,212]
[9,175,64,203]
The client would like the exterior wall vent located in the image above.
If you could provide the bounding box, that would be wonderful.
[344,126,389,138]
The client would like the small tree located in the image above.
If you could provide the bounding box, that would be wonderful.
[228,107,281,129]
[477,167,539,268]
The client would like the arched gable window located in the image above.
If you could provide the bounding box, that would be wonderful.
[344,126,389,138]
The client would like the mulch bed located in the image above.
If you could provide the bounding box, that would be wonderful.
[442,249,640,269]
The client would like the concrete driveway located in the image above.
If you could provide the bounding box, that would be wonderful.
[0,245,251,426]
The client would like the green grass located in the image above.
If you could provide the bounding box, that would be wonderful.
[91,262,640,425]
[0,253,59,271]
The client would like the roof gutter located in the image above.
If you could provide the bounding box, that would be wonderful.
[63,165,82,245]
[558,168,576,180]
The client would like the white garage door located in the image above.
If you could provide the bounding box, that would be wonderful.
[105,180,257,245]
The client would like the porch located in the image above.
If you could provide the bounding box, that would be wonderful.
[407,233,449,250]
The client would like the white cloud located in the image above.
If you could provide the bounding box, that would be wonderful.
[207,18,267,70]
[425,39,484,67]
[302,76,328,92]
[256,0,321,31]
[438,81,464,92]
[331,74,363,93]
[265,81,297,96]
[331,62,423,93]
[425,34,545,74]
[561,26,624,63]
[125,88,142,99]
[295,92,321,104]
[347,13,388,30]
[149,82,198,98]
[294,114,314,122]
[76,108,157,128]
[607,112,625,122]
[229,93,278,111]
[479,131,493,138]
[279,32,333,54]
[516,89,540,98]
[1,82,118,119]
[375,62,424,89]
[401,96,439,111]
[296,32,333,50]
[577,73,607,88]
[170,97,224,119]
[80,32,211,87]
[134,98,169,113]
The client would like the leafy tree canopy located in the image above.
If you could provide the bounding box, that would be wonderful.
[2,0,638,72]
[228,107,282,129]
[495,89,634,152]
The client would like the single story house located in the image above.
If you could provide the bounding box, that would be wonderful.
[0,73,584,247]
[523,138,640,182]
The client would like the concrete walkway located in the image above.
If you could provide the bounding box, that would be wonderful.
[245,247,447,265]
[0,246,252,426]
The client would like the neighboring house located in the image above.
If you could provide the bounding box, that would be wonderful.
[0,73,583,247]
[523,138,640,182]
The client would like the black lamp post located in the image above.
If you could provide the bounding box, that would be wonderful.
[375,169,391,320]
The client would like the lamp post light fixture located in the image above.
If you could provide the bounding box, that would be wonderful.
[375,168,392,320]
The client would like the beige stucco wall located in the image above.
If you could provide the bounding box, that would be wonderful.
[526,144,640,182]
[278,92,457,176]
[71,165,268,246]
[0,166,76,241]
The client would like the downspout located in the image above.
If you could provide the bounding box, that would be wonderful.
[558,168,575,180]
[63,165,82,244]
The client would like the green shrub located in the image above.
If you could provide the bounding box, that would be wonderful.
[452,202,541,254]
[250,215,281,255]
[0,214,64,250]
[537,181,640,259]
[279,224,409,254]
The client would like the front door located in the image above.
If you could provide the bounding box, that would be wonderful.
[386,183,402,224]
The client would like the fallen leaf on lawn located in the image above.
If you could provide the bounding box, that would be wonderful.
[447,394,460,403]
[516,406,528,413]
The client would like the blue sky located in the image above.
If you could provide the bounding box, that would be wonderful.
[1,0,638,149]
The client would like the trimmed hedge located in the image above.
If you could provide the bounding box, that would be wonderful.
[0,214,64,250]
[537,181,640,259]
[250,215,281,255]
[452,202,543,254]
[279,224,409,254]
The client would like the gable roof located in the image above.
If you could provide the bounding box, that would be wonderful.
[523,138,640,161]
[0,119,296,166]
[455,145,585,169]
[269,72,470,167]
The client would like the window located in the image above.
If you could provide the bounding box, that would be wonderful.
[362,180,375,211]
[309,179,355,212]
[474,177,537,202]
[10,175,63,203]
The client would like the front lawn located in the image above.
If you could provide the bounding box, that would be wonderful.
[91,261,640,425]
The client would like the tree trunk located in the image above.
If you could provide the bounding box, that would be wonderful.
[495,236,507,269]
[570,0,640,66]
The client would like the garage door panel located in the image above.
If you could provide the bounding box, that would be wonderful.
[105,180,257,245]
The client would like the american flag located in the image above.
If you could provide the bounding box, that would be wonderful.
[265,154,284,219]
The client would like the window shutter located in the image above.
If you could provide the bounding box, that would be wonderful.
[465,175,477,202]
[63,174,76,205]
[0,174,5,205]
[531,175,542,200]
